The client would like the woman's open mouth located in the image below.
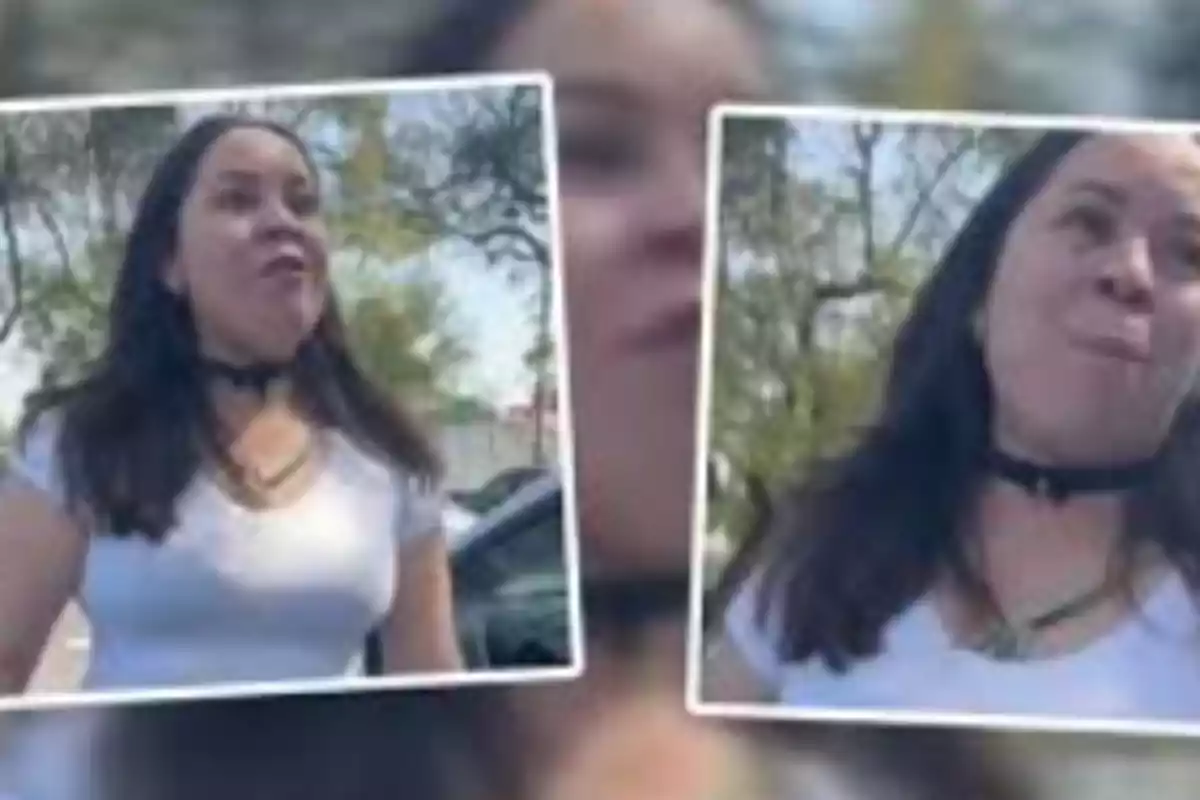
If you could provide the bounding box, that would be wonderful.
[1075,334,1151,364]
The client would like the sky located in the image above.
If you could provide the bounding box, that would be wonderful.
[0,81,546,430]
[719,111,1006,355]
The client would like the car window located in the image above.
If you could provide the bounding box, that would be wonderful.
[451,481,570,667]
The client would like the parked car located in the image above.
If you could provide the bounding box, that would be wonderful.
[448,466,549,515]
[365,471,571,672]
[450,472,570,668]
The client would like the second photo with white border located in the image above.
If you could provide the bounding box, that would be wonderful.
[691,103,1200,738]
[0,72,582,711]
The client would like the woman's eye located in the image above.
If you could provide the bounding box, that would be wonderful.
[290,192,320,216]
[1058,205,1115,243]
[216,187,258,211]
[1171,240,1200,271]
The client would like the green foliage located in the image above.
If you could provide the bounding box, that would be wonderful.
[387,85,549,273]
[1,106,181,383]
[0,90,511,414]
[340,270,471,409]
[709,120,1024,547]
[380,84,554,448]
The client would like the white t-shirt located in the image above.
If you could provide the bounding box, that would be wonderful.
[9,413,443,693]
[724,571,1200,722]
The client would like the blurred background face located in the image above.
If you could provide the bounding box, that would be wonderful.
[490,0,765,574]
[166,126,329,366]
[983,134,1200,464]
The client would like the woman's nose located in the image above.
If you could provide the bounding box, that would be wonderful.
[258,195,305,236]
[1096,234,1155,310]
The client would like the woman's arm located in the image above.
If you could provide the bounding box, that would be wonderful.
[380,529,465,674]
[0,480,86,694]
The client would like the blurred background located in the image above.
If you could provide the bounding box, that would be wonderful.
[4,1,1200,798]
[0,81,571,693]
[0,86,558,485]
[0,0,1197,118]
[705,117,1032,579]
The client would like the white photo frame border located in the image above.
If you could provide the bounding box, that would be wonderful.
[0,70,587,713]
[685,101,1200,742]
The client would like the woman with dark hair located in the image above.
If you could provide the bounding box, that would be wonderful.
[708,130,1200,721]
[52,2,1035,800]
[0,113,462,695]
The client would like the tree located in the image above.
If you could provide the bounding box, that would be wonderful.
[0,95,472,414]
[386,84,553,464]
[340,269,472,415]
[0,106,181,384]
[709,117,1034,547]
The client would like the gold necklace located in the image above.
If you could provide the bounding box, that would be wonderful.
[966,574,1120,662]
[218,434,319,508]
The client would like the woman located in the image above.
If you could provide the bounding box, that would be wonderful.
[0,113,463,695]
[708,129,1200,722]
[56,3,1046,800]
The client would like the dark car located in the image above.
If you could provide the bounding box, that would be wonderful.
[447,466,549,516]
[365,472,572,672]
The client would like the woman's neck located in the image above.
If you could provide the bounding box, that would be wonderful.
[972,425,1153,589]
[206,376,310,463]
[965,476,1127,611]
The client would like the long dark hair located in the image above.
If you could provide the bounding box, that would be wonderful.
[95,14,550,800]
[735,129,1200,672]
[17,113,441,541]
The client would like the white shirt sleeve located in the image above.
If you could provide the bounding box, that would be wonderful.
[392,473,445,546]
[722,573,787,691]
[7,413,67,508]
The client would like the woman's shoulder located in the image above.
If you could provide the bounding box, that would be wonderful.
[326,429,438,495]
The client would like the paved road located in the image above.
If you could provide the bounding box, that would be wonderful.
[28,604,88,695]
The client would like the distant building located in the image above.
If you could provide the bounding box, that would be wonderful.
[500,385,558,433]
[433,384,558,491]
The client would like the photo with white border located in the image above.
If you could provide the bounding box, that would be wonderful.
[689,102,1200,739]
[0,72,584,712]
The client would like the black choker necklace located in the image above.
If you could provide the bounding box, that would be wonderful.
[984,449,1157,503]
[200,358,289,396]
[583,573,692,650]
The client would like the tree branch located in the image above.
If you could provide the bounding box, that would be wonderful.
[883,135,975,262]
[0,129,25,344]
[852,122,882,273]
[34,194,72,276]
[812,274,895,302]
[467,223,549,267]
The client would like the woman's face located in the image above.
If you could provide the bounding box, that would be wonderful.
[490,0,765,573]
[165,126,330,366]
[983,134,1200,464]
